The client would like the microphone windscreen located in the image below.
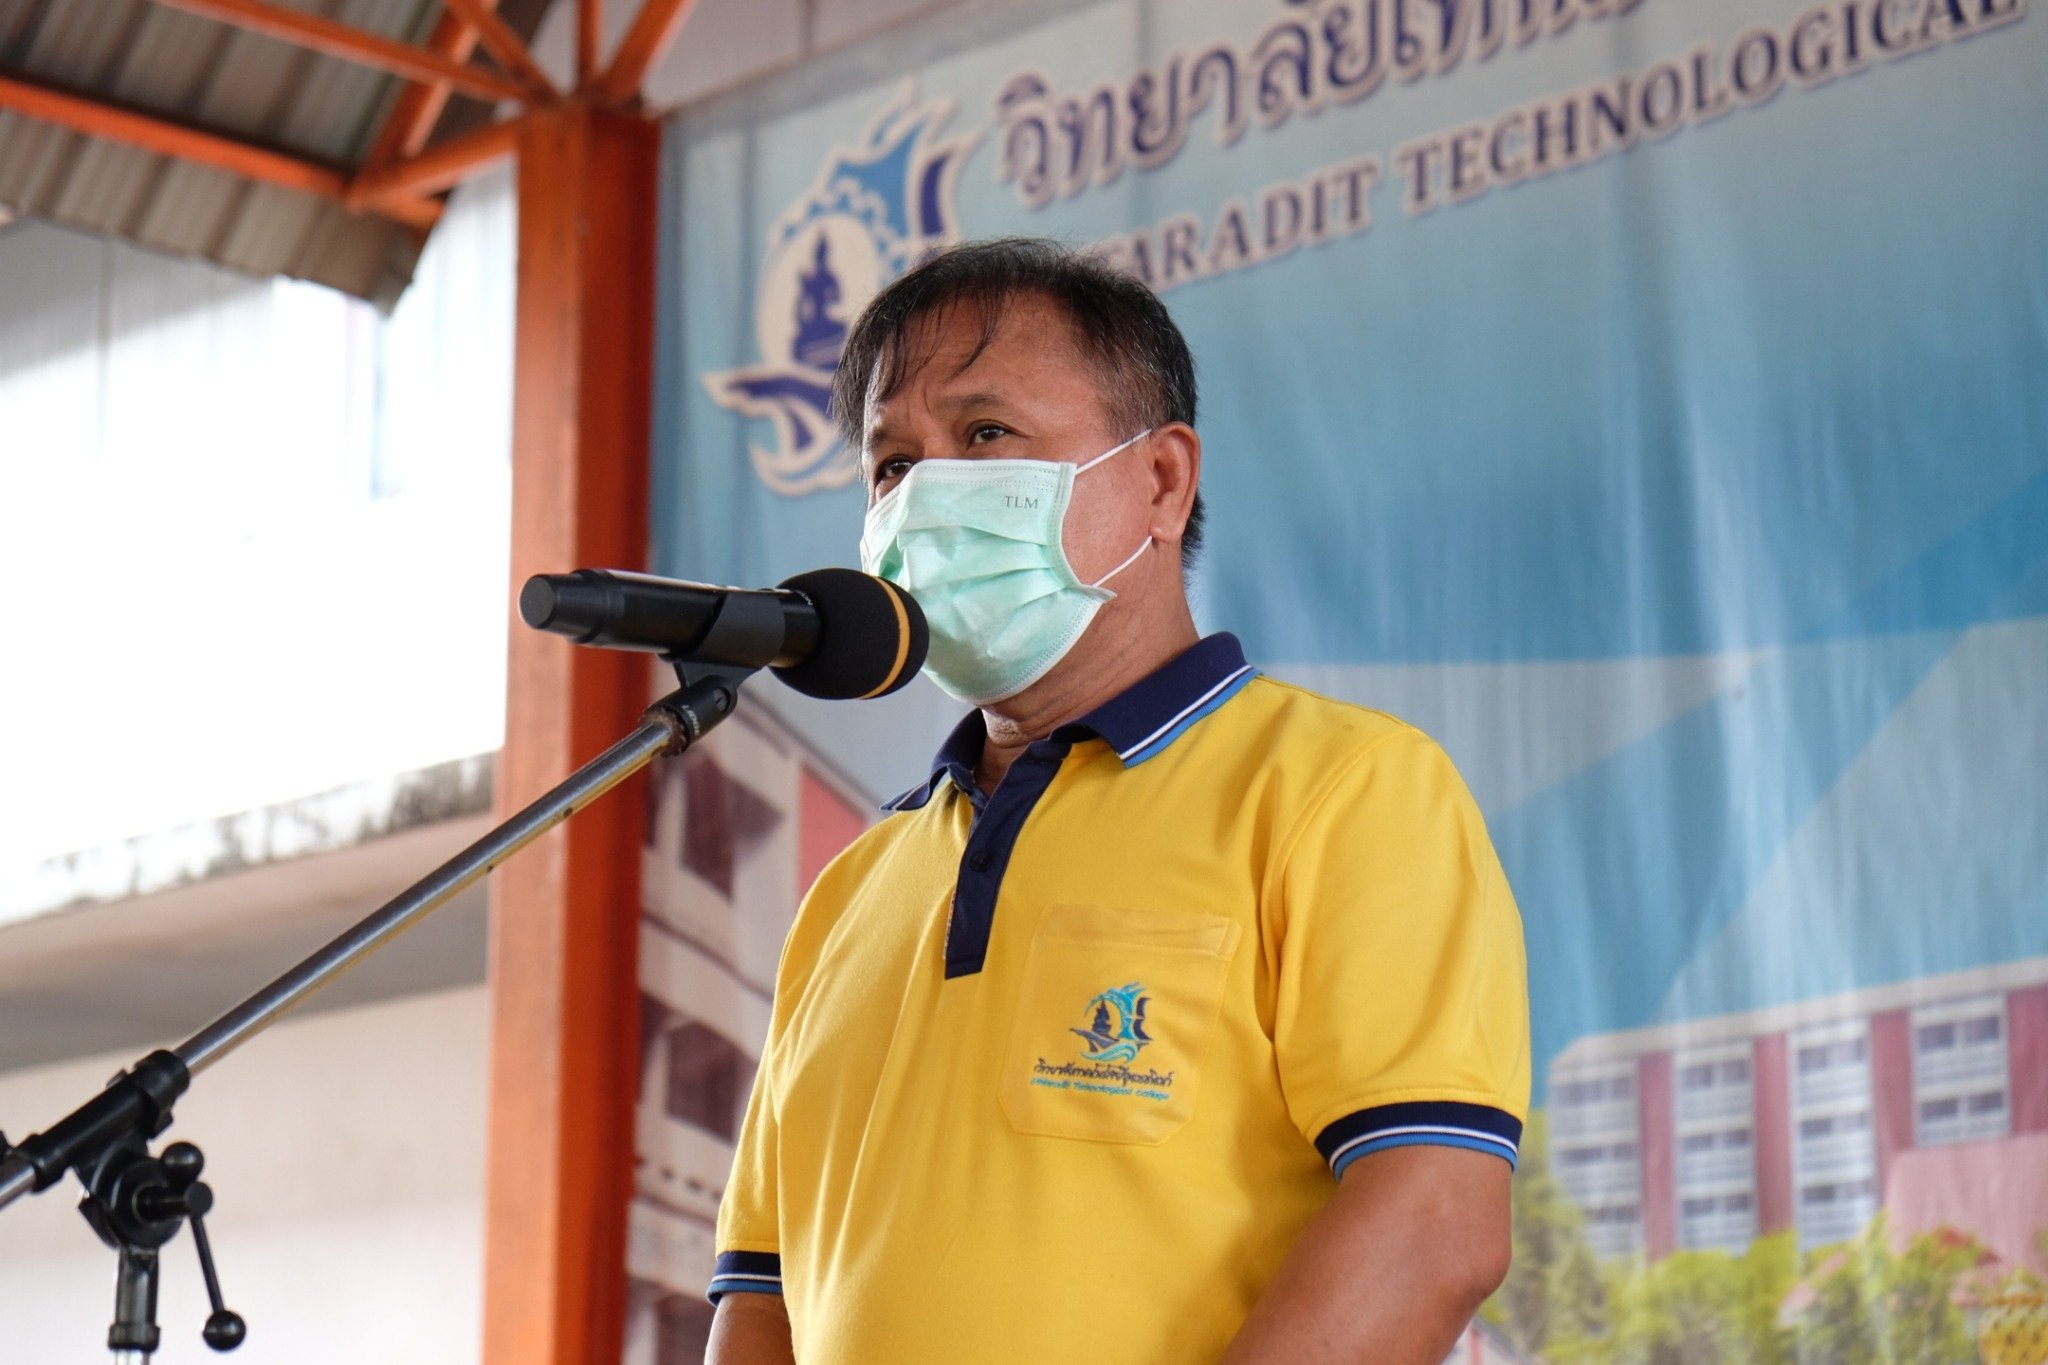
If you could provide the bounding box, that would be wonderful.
[772,569,928,700]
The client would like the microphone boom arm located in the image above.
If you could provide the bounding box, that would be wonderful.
[0,669,739,1211]
[0,665,750,1361]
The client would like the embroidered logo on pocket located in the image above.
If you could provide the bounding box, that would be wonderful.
[1001,906,1240,1144]
[1025,982,1179,1105]
[1072,983,1151,1062]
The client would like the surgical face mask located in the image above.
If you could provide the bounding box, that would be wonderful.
[859,430,1154,705]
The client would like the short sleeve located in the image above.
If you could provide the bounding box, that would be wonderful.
[709,1048,783,1303]
[1271,724,1531,1179]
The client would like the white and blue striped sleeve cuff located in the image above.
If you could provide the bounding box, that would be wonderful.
[707,1250,782,1304]
[1314,1100,1523,1179]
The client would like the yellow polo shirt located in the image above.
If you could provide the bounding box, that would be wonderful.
[712,634,1529,1362]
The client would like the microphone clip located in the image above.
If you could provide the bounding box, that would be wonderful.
[659,584,789,675]
[647,594,785,750]
[644,665,749,756]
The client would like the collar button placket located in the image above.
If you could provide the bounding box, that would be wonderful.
[910,636,1256,980]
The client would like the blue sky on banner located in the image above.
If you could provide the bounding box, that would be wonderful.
[652,0,2048,1077]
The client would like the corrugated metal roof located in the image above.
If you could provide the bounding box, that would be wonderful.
[0,0,544,305]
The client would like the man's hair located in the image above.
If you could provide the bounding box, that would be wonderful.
[832,237,1206,571]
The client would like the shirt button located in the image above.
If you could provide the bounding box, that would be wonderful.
[968,850,994,873]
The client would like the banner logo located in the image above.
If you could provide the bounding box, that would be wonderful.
[703,85,981,497]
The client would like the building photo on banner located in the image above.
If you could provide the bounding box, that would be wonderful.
[643,0,2047,1361]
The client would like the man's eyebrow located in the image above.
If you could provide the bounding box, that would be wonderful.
[863,391,1020,447]
[936,391,1015,414]
[861,420,894,453]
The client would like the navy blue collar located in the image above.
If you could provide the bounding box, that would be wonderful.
[883,633,1257,812]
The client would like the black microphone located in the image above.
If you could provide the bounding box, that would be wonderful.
[519,567,927,700]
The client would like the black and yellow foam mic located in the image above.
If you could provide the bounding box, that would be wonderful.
[519,566,928,700]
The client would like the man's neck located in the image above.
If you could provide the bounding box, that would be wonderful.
[974,599,1200,794]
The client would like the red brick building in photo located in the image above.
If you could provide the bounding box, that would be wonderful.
[1547,959,2048,1261]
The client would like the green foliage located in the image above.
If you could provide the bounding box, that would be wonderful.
[1595,1237,1797,1365]
[1732,1234,1800,1362]
[1480,1111,1984,1365]
[1790,1219,1979,1365]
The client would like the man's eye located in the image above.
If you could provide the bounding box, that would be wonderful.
[969,423,1009,444]
[873,457,912,485]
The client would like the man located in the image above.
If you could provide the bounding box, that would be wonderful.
[707,239,1529,1364]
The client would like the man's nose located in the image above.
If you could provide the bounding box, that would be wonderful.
[899,434,969,465]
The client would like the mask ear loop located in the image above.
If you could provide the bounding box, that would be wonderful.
[1074,428,1157,590]
[1088,536,1152,589]
[1075,427,1154,475]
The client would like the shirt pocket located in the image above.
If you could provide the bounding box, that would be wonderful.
[998,902,1242,1146]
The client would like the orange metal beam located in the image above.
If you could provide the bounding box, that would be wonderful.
[577,0,603,85]
[484,101,660,1365]
[593,0,696,104]
[0,70,346,197]
[148,0,531,105]
[348,115,520,210]
[440,0,557,101]
[364,5,488,167]
[0,71,444,230]
[376,194,445,231]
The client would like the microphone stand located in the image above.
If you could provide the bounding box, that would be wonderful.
[0,652,759,1362]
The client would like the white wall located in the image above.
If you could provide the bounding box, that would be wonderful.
[0,172,512,1359]
[0,165,515,907]
[0,984,490,1365]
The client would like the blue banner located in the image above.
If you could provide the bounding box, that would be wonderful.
[639,0,2048,1356]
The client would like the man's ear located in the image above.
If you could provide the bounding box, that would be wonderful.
[1146,423,1202,546]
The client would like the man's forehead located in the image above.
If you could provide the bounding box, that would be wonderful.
[864,295,1085,414]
